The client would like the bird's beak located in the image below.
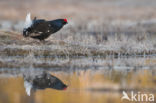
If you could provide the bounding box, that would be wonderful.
[63,85,68,90]
[65,22,68,25]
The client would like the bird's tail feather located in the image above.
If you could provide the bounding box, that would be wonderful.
[24,13,32,29]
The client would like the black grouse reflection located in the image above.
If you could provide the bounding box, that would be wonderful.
[24,71,67,96]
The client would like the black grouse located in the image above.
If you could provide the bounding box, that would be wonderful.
[24,71,67,96]
[23,13,68,41]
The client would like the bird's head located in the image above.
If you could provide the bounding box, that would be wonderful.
[62,18,68,25]
[50,81,68,90]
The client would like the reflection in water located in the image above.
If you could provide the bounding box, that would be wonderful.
[0,67,156,103]
[24,71,67,96]
[0,56,156,103]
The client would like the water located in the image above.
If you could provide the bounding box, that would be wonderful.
[0,55,156,103]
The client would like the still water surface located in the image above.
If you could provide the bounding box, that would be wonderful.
[0,56,156,103]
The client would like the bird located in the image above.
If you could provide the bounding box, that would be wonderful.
[23,13,68,41]
[24,71,67,96]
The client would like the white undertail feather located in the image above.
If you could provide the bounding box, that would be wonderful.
[24,13,32,29]
[24,81,32,96]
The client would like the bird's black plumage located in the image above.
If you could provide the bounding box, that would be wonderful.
[24,71,67,96]
[32,72,67,90]
[23,15,68,41]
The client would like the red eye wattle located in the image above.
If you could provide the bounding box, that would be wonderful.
[63,87,67,90]
[64,19,67,22]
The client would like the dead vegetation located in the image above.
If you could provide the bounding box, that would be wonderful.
[0,0,155,69]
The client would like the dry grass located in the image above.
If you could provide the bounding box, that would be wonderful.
[0,0,155,68]
[0,0,156,56]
